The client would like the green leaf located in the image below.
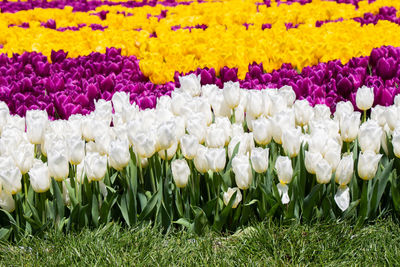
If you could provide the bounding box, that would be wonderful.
[173,218,191,229]
[212,191,237,232]
[64,180,78,207]
[51,178,64,220]
[225,142,240,172]
[110,172,118,184]
[0,228,11,241]
[342,200,360,219]
[91,194,99,227]
[358,180,369,225]
[303,184,323,221]
[118,193,131,227]
[191,206,208,235]
[138,190,160,221]
[370,160,393,217]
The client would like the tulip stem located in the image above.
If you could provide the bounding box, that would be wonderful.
[205,172,211,201]
[243,189,247,205]
[164,150,168,177]
[149,157,156,193]
[137,155,144,185]
[23,173,29,204]
[363,110,367,123]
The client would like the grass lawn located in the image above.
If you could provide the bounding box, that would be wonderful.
[1,218,400,266]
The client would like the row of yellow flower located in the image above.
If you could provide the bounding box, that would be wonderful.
[1,0,400,83]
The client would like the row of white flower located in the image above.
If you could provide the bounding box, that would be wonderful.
[0,74,397,213]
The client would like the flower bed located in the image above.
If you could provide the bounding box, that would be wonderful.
[1,0,400,240]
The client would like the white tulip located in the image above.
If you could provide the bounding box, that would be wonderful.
[85,152,108,181]
[0,156,22,194]
[158,141,178,160]
[356,86,374,111]
[275,156,293,184]
[0,190,15,212]
[133,131,157,158]
[186,114,207,144]
[28,159,51,193]
[282,127,302,158]
[94,99,112,125]
[277,183,290,204]
[271,111,295,144]
[194,145,209,173]
[393,127,400,158]
[171,159,190,188]
[315,158,332,184]
[0,101,9,133]
[179,74,201,97]
[26,109,48,144]
[109,139,130,171]
[180,134,199,160]
[294,99,314,126]
[252,116,273,145]
[223,187,242,208]
[334,101,354,122]
[247,90,263,118]
[313,104,331,121]
[234,104,245,123]
[279,85,296,107]
[335,154,354,186]
[371,105,386,127]
[304,151,323,175]
[339,112,360,142]
[232,154,253,190]
[228,133,254,158]
[358,121,382,153]
[210,90,231,117]
[335,185,350,211]
[223,81,240,109]
[205,148,226,172]
[206,124,226,148]
[250,147,269,173]
[67,136,85,165]
[12,142,35,175]
[357,151,382,181]
[47,140,69,181]
[112,91,130,114]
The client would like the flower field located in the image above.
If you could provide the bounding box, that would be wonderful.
[1,0,400,241]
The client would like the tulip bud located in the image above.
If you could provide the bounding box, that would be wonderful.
[28,159,51,193]
[334,101,354,122]
[0,190,15,212]
[179,74,201,97]
[0,156,22,194]
[26,110,48,144]
[223,187,242,208]
[205,148,226,172]
[282,127,302,158]
[393,128,400,158]
[156,121,176,151]
[279,85,296,107]
[294,100,314,126]
[271,111,295,144]
[250,147,269,173]
[205,124,226,148]
[194,145,209,173]
[109,139,130,171]
[180,134,199,160]
[387,106,400,130]
[158,141,178,160]
[112,91,130,114]
[133,131,157,159]
[313,104,331,121]
[84,152,108,181]
[232,154,252,190]
[335,154,354,186]
[304,151,323,175]
[186,114,207,144]
[67,136,85,165]
[47,140,69,181]
[234,104,245,123]
[357,151,382,181]
[358,121,382,153]
[315,158,332,184]
[275,156,293,184]
[252,116,273,145]
[0,101,9,134]
[12,142,35,175]
[356,86,374,111]
[247,90,263,118]
[171,159,190,188]
[223,81,240,109]
[339,112,360,142]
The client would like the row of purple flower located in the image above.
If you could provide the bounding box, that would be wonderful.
[0,45,398,119]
